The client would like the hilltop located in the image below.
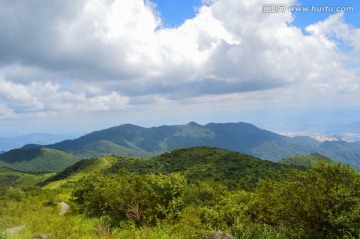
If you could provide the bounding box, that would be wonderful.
[279,153,333,168]
[42,147,293,191]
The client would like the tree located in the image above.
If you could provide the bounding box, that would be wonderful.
[251,162,360,238]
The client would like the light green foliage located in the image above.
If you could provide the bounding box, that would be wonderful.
[72,172,187,224]
[251,162,360,238]
[145,173,187,221]
[0,186,99,238]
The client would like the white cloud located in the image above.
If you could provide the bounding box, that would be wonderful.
[0,0,359,124]
[0,76,128,114]
[307,13,360,61]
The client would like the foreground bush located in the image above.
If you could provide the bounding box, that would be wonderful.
[251,162,360,238]
[72,171,187,224]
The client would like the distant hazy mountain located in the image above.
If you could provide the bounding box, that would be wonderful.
[0,133,70,151]
[46,122,324,161]
[317,140,360,168]
[1,122,360,172]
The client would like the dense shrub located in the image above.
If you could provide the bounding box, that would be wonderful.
[250,162,360,238]
[72,171,187,225]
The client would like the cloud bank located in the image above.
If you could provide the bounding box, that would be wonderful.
[0,0,359,124]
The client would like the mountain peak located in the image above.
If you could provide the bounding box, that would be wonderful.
[186,122,202,127]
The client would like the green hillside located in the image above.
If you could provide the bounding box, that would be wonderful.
[1,146,359,238]
[50,122,218,155]
[39,146,293,191]
[0,148,80,172]
[107,147,294,190]
[319,140,360,169]
[71,140,152,158]
[279,153,333,168]
[0,168,53,188]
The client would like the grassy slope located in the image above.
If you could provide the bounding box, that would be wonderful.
[40,156,118,189]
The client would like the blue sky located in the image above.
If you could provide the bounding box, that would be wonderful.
[291,0,360,28]
[153,0,359,54]
[152,0,202,27]
[153,0,359,28]
[0,0,359,137]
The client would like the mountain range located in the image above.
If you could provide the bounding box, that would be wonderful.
[0,122,359,172]
[0,133,70,152]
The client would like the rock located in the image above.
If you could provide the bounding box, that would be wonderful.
[209,232,234,239]
[59,202,70,215]
[30,234,50,239]
[5,225,25,234]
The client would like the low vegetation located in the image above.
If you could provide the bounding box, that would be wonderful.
[0,147,359,238]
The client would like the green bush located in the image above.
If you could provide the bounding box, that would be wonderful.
[72,172,187,225]
[251,162,360,238]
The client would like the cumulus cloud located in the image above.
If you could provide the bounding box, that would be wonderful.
[0,76,128,114]
[0,0,359,121]
[307,13,360,61]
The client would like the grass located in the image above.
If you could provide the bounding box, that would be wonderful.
[0,186,98,239]
[42,156,117,190]
[0,184,295,239]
